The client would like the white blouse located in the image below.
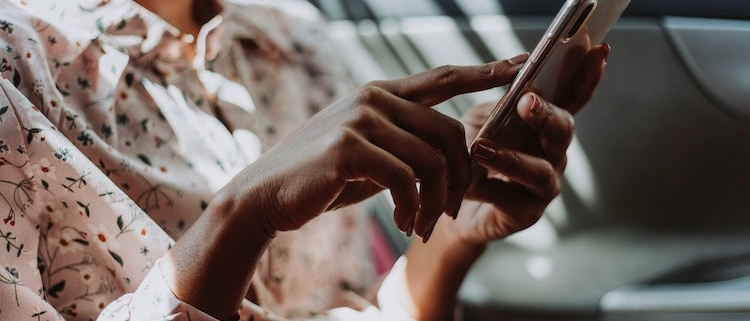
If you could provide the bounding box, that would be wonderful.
[0,0,412,320]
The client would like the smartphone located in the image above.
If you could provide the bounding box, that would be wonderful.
[470,0,630,153]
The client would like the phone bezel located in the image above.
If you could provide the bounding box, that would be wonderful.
[471,0,599,145]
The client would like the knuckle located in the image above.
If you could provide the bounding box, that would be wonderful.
[327,126,360,152]
[395,163,417,183]
[522,211,545,229]
[537,166,561,199]
[363,79,386,89]
[456,171,472,193]
[567,116,576,138]
[428,149,448,171]
[419,148,448,178]
[498,150,520,172]
[437,118,468,153]
[479,62,495,76]
[347,106,380,131]
[557,155,569,173]
[562,112,576,138]
[432,65,459,85]
[354,84,386,104]
[446,118,466,142]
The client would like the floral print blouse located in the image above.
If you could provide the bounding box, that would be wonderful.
[0,0,411,320]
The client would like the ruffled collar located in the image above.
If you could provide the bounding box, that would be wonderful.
[94,0,299,66]
[96,0,225,69]
[4,0,302,73]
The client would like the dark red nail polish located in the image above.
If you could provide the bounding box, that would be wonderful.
[528,94,541,115]
[508,52,530,65]
[474,142,496,161]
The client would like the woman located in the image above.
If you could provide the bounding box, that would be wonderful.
[0,0,609,320]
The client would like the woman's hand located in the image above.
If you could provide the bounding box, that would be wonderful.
[402,45,608,321]
[455,43,610,245]
[217,57,529,239]
[172,58,529,320]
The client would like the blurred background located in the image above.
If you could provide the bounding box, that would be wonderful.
[304,1,750,320]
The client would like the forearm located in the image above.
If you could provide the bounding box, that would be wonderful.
[404,216,486,321]
[164,191,274,320]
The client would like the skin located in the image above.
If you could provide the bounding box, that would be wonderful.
[166,57,528,319]
[135,0,201,37]
[406,44,610,321]
[165,47,608,320]
[136,0,610,320]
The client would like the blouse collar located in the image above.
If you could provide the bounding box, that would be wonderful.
[100,0,225,69]
[5,0,301,70]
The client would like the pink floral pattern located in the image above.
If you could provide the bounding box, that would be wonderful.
[0,0,388,320]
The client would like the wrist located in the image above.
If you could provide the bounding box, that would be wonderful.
[433,217,488,261]
[208,187,278,240]
[404,217,486,321]
[166,188,275,319]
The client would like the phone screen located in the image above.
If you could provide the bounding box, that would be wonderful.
[471,0,630,150]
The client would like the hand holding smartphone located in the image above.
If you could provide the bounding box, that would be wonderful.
[470,0,630,155]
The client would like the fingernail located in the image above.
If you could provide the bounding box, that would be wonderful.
[406,217,415,237]
[451,200,463,220]
[526,94,541,115]
[473,142,496,161]
[603,43,611,62]
[422,219,439,243]
[507,52,530,65]
[422,229,432,243]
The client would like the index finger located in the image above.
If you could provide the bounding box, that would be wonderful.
[373,53,529,107]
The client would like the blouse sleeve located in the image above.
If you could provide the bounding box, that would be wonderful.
[1,2,419,320]
[0,66,218,321]
[232,256,417,321]
[103,257,418,321]
[0,77,65,321]
[326,256,418,321]
[0,14,195,318]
